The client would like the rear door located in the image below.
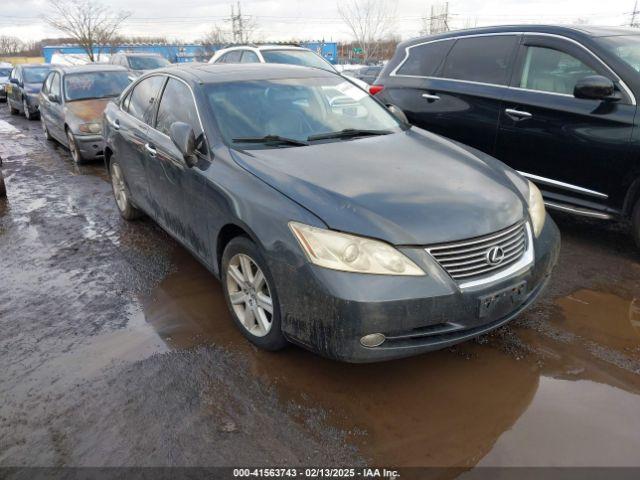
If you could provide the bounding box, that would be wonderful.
[495,35,636,210]
[46,72,65,140]
[113,75,166,211]
[383,34,519,155]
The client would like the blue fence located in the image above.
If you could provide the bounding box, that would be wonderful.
[42,42,339,64]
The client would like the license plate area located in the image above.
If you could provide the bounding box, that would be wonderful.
[478,281,527,319]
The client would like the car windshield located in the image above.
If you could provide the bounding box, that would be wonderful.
[261,50,336,72]
[23,67,51,84]
[64,71,131,101]
[598,35,640,72]
[206,76,403,149]
[0,68,12,77]
[128,56,170,70]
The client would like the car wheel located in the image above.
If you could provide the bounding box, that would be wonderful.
[222,236,288,351]
[66,129,84,164]
[631,199,640,249]
[41,117,53,141]
[23,98,34,120]
[110,159,141,220]
[0,170,6,198]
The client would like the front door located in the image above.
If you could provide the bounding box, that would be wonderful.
[495,35,636,211]
[148,77,213,262]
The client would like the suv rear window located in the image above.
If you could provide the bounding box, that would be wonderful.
[396,40,453,77]
[441,35,518,85]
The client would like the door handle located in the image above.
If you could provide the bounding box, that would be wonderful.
[421,93,440,101]
[145,143,157,156]
[505,108,532,121]
[108,118,120,130]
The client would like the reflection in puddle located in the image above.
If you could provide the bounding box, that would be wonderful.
[478,377,640,466]
[135,249,640,467]
[557,289,640,355]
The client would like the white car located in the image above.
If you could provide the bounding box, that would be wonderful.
[208,45,370,91]
[0,62,12,102]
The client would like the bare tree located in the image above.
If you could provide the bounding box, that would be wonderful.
[0,36,24,56]
[43,0,131,62]
[202,26,231,47]
[338,0,397,64]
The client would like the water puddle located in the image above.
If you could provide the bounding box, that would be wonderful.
[136,249,640,467]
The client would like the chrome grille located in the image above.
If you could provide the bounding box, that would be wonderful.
[427,221,527,280]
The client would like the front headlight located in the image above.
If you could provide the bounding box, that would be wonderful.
[289,222,425,276]
[78,122,102,134]
[527,180,546,237]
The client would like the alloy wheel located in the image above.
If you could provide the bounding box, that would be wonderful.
[67,131,80,163]
[110,163,128,213]
[226,253,274,337]
[23,99,31,120]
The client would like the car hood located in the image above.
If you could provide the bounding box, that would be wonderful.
[25,82,43,94]
[65,98,112,123]
[230,128,526,245]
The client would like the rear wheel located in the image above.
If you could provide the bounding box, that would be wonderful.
[222,236,288,351]
[110,159,141,220]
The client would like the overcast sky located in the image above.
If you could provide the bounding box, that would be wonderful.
[0,0,637,43]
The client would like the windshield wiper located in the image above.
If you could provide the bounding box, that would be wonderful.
[307,129,393,142]
[232,135,309,147]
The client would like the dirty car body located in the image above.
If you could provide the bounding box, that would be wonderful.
[103,63,560,362]
[39,64,130,163]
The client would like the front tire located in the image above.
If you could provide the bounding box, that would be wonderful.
[23,98,35,120]
[222,236,288,351]
[42,117,53,141]
[632,199,640,249]
[66,129,84,164]
[110,159,141,220]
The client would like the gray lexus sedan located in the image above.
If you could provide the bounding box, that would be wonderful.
[102,63,560,362]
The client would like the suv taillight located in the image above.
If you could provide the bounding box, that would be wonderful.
[369,85,384,95]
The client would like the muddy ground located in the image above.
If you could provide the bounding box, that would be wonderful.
[0,105,639,475]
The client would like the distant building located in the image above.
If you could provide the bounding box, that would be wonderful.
[42,41,339,64]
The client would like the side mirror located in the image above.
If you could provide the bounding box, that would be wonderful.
[169,121,197,168]
[9,78,18,85]
[574,75,617,101]
[48,93,60,103]
[387,104,409,125]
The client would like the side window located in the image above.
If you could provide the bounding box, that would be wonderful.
[240,50,260,63]
[49,73,61,98]
[221,51,242,64]
[155,78,201,137]
[396,40,454,77]
[519,46,599,95]
[16,68,23,84]
[441,35,518,85]
[126,75,165,124]
[42,73,53,94]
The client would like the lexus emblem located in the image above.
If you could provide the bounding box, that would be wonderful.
[486,246,505,266]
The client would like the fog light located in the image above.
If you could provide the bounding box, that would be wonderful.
[360,333,385,348]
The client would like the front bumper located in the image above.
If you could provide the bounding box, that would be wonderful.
[73,134,105,160]
[0,87,6,100]
[274,217,560,363]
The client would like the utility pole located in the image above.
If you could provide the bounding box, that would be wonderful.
[632,0,640,27]
[228,2,252,43]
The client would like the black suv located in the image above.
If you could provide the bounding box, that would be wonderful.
[374,25,640,243]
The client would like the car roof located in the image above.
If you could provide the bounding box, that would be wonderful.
[117,52,164,57]
[156,62,338,84]
[20,63,53,69]
[402,24,640,48]
[54,64,128,74]
[220,45,307,52]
